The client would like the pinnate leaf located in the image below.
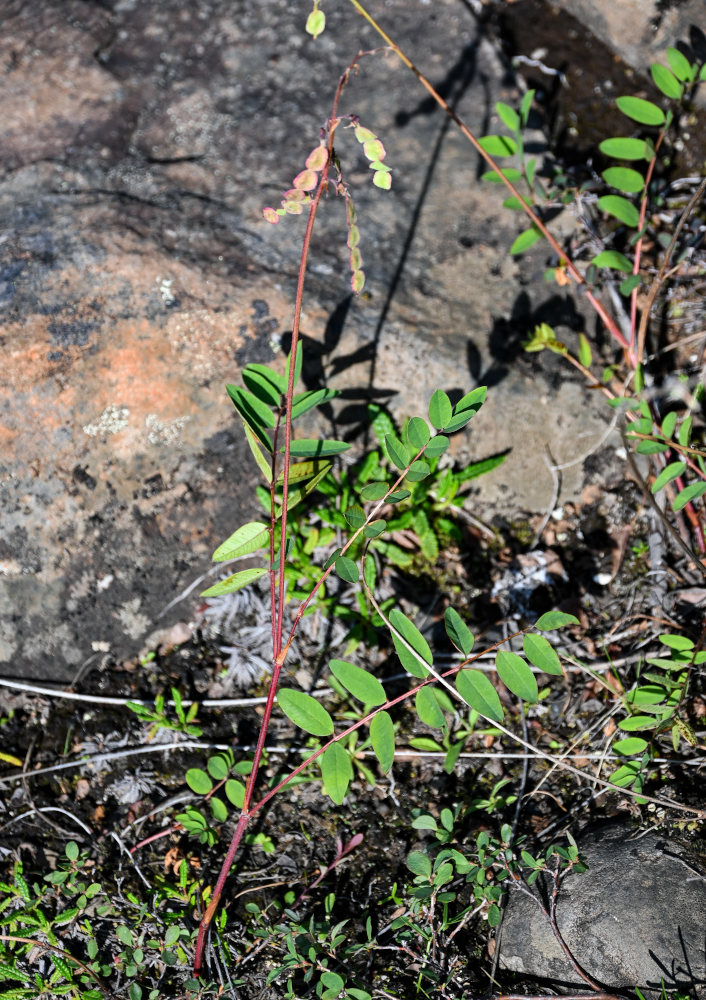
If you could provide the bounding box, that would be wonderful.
[277,689,334,737]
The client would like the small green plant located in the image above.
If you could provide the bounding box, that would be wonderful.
[126,688,202,741]
[609,633,703,794]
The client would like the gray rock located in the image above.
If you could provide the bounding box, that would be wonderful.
[0,0,626,679]
[500,824,706,996]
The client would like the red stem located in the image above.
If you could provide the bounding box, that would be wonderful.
[193,52,367,974]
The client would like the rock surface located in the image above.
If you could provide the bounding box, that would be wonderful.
[500,823,706,996]
[2,0,669,679]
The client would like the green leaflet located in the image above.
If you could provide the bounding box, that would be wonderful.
[535,610,579,631]
[455,669,504,723]
[201,566,267,598]
[329,659,386,706]
[592,250,633,272]
[615,96,665,126]
[496,100,520,132]
[428,390,452,430]
[673,481,706,511]
[290,387,340,419]
[444,607,474,656]
[320,743,352,805]
[598,137,649,160]
[523,633,562,676]
[244,423,273,482]
[212,521,269,562]
[277,689,334,737]
[510,225,542,255]
[602,166,644,193]
[425,435,449,458]
[650,62,683,99]
[370,711,395,772]
[613,737,648,756]
[406,416,430,450]
[478,134,518,157]
[242,367,282,406]
[596,195,639,227]
[385,433,410,470]
[227,385,273,452]
[335,554,359,583]
[277,460,330,487]
[360,481,389,501]
[496,650,538,703]
[286,439,350,458]
[389,608,432,680]
[416,687,447,731]
[406,460,430,482]
[666,46,694,82]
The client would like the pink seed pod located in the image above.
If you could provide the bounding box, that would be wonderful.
[305,144,329,171]
[293,169,318,192]
[263,207,280,224]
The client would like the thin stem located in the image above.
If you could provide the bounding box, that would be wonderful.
[193,52,366,974]
[347,0,631,354]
